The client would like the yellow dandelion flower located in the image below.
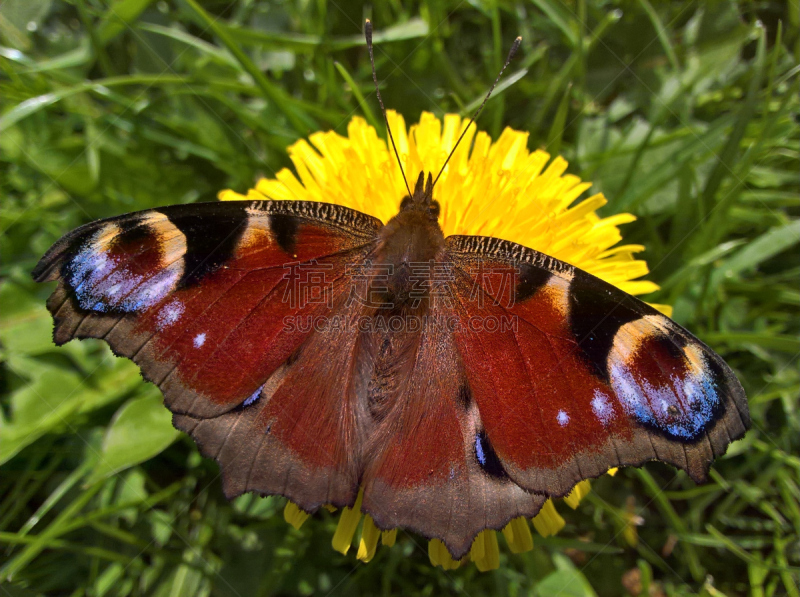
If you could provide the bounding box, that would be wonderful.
[220,110,669,314]
[219,111,669,571]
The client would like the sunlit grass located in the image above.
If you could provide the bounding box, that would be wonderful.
[0,0,798,595]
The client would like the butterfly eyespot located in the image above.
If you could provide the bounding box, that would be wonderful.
[667,405,680,417]
[474,431,509,480]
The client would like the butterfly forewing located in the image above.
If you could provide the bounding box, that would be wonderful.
[445,235,749,496]
[33,201,382,416]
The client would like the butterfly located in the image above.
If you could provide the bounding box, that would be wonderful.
[32,22,748,560]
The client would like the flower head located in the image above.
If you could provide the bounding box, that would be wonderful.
[220,112,666,570]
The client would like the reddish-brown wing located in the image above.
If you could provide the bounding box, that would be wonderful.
[444,235,749,497]
[359,305,545,560]
[34,200,381,509]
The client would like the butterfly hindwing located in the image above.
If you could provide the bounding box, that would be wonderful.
[173,291,373,511]
[445,235,749,496]
[359,309,545,559]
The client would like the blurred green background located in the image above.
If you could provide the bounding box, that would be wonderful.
[1,0,798,595]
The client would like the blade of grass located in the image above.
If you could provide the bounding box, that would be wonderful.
[529,0,578,46]
[708,219,800,290]
[0,532,144,565]
[223,18,429,53]
[0,481,104,582]
[705,524,763,567]
[76,0,114,76]
[532,9,620,130]
[701,332,800,354]
[775,534,800,597]
[545,82,572,156]
[635,469,704,581]
[96,0,156,46]
[616,116,734,211]
[0,74,190,132]
[0,441,59,532]
[637,0,679,70]
[697,25,765,226]
[698,28,795,251]
[137,23,241,70]
[15,457,93,538]
[333,61,379,130]
[182,0,313,136]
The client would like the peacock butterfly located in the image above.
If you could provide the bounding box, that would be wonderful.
[32,21,748,559]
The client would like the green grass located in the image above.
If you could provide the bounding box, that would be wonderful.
[1,0,798,595]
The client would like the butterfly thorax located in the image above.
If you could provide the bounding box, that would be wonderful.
[374,173,445,306]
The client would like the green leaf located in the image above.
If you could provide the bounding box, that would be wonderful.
[0,282,54,356]
[0,357,141,465]
[536,554,598,597]
[87,389,180,484]
[95,0,156,46]
[702,332,800,354]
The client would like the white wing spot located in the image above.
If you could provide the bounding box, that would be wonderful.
[193,333,206,348]
[156,300,184,330]
[592,391,615,425]
[557,410,570,427]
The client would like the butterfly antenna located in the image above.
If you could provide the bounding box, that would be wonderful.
[365,19,412,198]
[432,36,522,189]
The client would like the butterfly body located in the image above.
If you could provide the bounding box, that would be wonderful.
[33,172,749,559]
[373,173,445,303]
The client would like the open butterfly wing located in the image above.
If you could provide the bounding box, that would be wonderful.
[445,235,749,497]
[359,308,545,559]
[34,200,382,509]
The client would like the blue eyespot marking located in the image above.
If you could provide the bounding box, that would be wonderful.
[67,226,182,314]
[610,346,720,440]
[474,434,486,465]
[473,430,508,480]
[243,386,262,407]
